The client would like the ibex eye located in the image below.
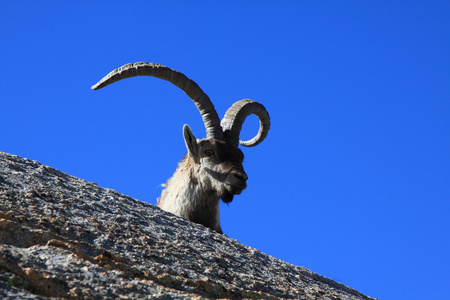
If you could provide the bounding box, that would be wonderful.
[204,150,214,156]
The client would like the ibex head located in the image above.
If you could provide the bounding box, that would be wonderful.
[182,124,247,204]
[92,62,270,233]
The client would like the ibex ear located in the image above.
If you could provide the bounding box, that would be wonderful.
[183,124,199,159]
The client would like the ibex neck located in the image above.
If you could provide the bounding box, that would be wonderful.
[157,155,222,232]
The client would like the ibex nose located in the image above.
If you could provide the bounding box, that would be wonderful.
[241,172,249,182]
[233,171,248,183]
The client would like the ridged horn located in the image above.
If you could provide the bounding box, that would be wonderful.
[91,62,223,140]
[221,100,270,148]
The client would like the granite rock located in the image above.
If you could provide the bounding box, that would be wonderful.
[0,151,375,299]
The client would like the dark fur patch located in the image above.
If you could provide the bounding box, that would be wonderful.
[187,192,221,232]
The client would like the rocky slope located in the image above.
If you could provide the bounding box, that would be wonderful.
[0,151,375,299]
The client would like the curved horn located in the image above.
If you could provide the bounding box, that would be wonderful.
[221,99,270,148]
[91,62,223,140]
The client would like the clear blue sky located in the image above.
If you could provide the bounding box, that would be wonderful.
[1,1,449,299]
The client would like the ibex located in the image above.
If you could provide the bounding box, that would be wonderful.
[92,62,270,233]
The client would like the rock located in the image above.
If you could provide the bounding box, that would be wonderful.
[0,151,375,299]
